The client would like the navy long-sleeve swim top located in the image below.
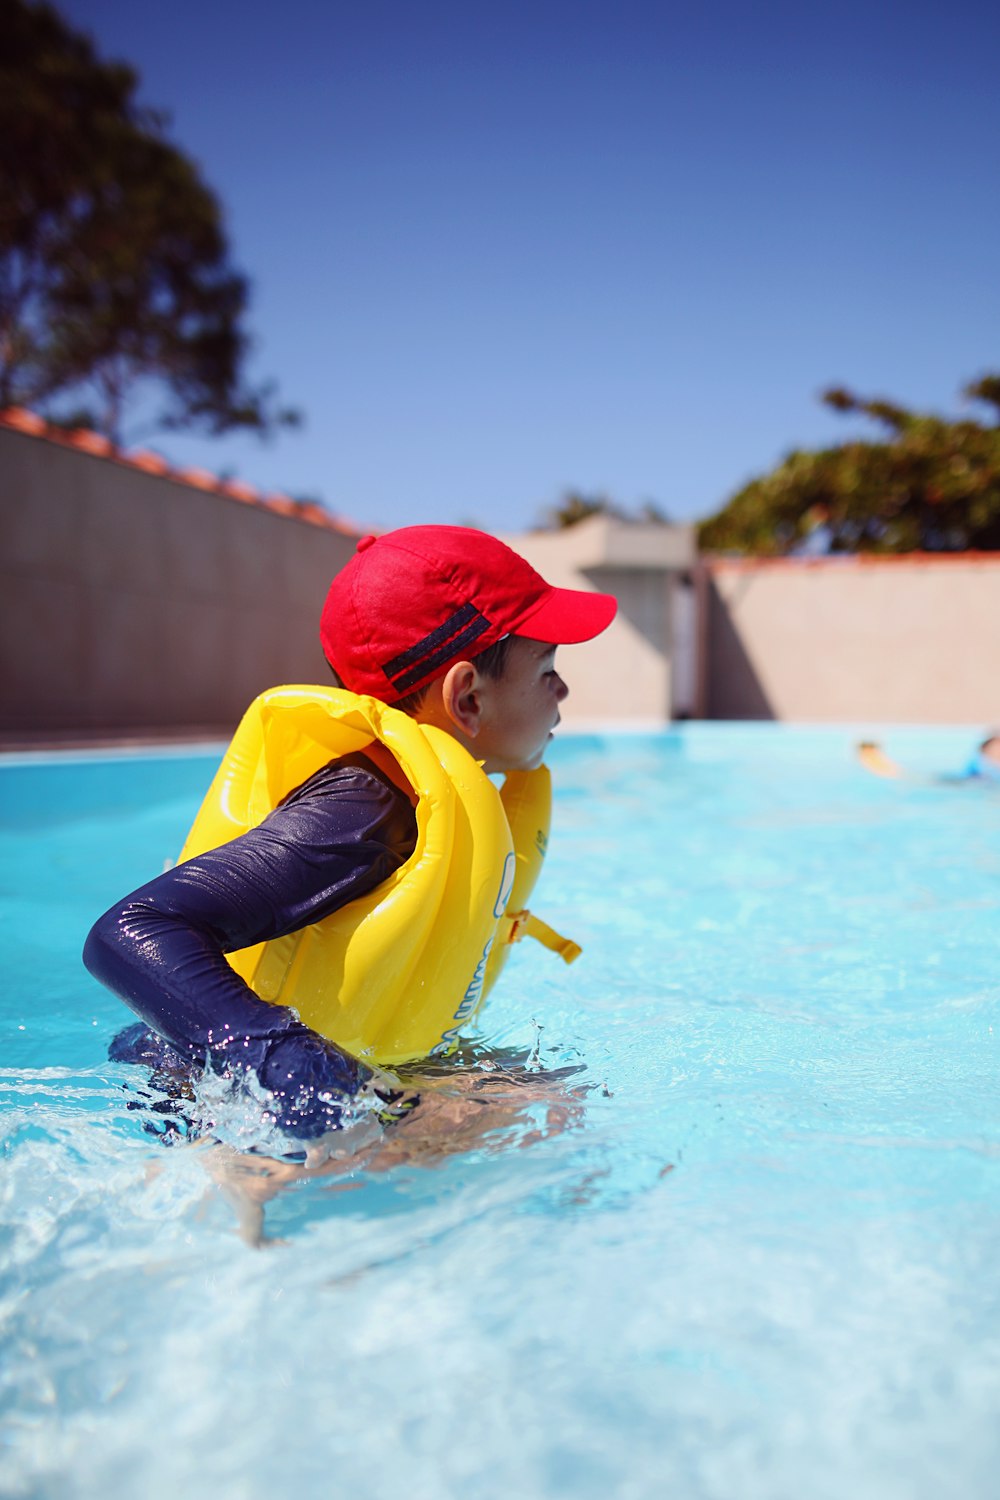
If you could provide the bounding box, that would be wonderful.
[84,753,417,1138]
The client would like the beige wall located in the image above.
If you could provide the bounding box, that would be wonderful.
[1,423,358,738]
[705,555,1000,722]
[7,418,994,736]
[503,517,698,725]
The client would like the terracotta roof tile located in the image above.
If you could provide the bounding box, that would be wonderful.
[65,428,113,456]
[0,405,362,536]
[705,551,1000,570]
[128,449,171,475]
[218,478,259,502]
[174,465,220,491]
[1,406,47,435]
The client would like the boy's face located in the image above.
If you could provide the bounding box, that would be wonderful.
[474,637,569,774]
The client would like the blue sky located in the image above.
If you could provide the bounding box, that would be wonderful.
[57,0,1000,533]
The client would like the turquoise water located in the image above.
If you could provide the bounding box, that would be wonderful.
[2,725,999,1500]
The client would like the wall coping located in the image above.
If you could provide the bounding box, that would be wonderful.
[0,406,360,536]
[507,513,697,570]
[704,550,1000,571]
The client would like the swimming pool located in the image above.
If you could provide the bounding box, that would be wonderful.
[2,725,998,1500]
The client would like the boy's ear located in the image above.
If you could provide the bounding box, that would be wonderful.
[440,660,483,737]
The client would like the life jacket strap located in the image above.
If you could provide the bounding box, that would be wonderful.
[505,909,581,965]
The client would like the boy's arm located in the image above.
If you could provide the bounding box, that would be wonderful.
[84,759,416,1133]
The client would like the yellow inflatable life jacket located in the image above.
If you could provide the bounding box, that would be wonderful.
[177,686,579,1066]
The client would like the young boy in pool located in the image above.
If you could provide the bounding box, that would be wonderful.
[84,525,616,1144]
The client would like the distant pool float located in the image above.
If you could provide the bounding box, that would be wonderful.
[178,686,579,1066]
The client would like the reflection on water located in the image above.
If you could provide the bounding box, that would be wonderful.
[97,1027,598,1244]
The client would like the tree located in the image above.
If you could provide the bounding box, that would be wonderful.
[0,0,298,444]
[540,489,671,529]
[698,376,1000,555]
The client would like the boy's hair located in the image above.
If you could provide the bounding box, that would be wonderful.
[393,634,513,714]
[320,525,615,705]
[327,634,514,713]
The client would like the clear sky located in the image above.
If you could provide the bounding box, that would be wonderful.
[56,0,1000,533]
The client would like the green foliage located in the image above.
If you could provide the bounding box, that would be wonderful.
[540,490,670,529]
[698,377,1000,554]
[0,0,298,443]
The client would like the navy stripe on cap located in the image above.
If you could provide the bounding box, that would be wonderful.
[382,603,492,692]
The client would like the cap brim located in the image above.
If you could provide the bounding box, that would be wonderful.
[512,586,618,645]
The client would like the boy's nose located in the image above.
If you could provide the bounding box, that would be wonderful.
[555,675,569,701]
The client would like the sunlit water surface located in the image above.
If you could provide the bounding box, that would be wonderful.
[2,725,998,1500]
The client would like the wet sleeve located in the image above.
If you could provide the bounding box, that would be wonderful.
[84,761,417,1123]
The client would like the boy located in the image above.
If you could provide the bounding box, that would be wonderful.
[84,525,616,1141]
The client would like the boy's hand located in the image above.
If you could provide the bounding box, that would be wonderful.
[256,1027,369,1139]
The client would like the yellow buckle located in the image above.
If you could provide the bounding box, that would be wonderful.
[506,909,581,965]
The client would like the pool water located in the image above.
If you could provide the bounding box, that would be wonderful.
[2,725,999,1500]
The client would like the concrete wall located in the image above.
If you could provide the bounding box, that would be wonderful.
[1,420,358,739]
[704,555,1000,722]
[8,412,994,735]
[503,516,699,725]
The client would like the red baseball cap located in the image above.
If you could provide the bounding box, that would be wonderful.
[321,525,617,702]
